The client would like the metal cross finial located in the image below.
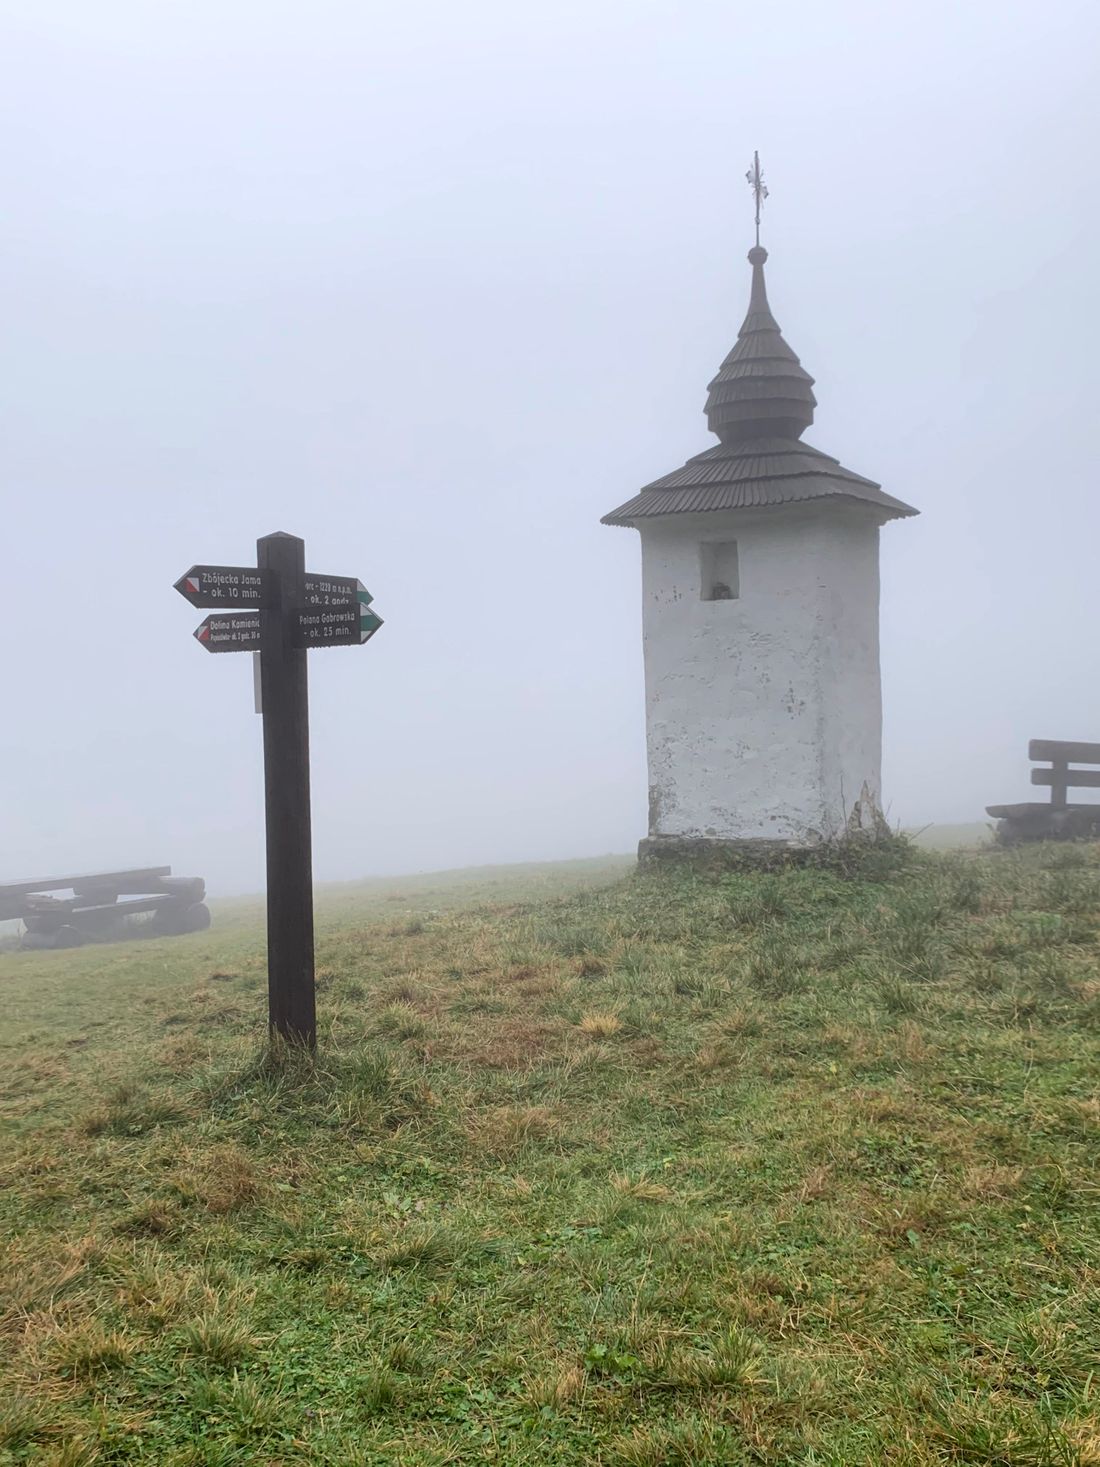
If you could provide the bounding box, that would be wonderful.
[745,150,769,248]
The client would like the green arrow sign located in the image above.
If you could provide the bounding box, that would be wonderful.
[293,605,384,649]
[301,575,373,610]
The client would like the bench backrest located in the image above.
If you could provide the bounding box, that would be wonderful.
[1029,739,1100,806]
[0,867,173,924]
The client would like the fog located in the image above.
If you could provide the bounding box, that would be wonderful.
[2,0,1098,893]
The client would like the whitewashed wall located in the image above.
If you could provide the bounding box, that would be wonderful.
[637,504,884,845]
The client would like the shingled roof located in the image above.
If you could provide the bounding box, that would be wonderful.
[602,245,917,527]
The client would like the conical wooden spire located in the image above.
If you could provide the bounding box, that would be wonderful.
[601,229,917,528]
[704,247,817,443]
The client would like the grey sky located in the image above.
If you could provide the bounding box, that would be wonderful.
[2,0,1098,892]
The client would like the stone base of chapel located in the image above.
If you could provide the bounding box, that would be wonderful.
[637,834,822,870]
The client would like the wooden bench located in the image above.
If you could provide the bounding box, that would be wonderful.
[987,739,1100,843]
[0,866,210,949]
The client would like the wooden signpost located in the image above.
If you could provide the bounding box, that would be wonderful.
[175,532,383,1048]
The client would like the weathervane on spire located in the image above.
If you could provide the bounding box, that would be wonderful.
[746,150,768,248]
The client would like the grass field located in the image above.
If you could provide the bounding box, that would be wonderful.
[2,841,1098,1465]
[909,823,995,851]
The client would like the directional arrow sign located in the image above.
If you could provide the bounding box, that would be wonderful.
[194,612,263,652]
[293,605,384,649]
[301,574,373,610]
[175,565,277,609]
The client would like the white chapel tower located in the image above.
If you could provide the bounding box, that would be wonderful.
[603,163,917,858]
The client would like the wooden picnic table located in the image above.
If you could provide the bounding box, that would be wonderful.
[0,866,209,948]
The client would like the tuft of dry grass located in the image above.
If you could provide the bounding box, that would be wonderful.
[795,1162,834,1202]
[718,1005,762,1037]
[576,956,607,978]
[578,1010,623,1040]
[610,1173,674,1203]
[961,1163,1025,1200]
[1064,1420,1100,1467]
[462,1017,566,1069]
[109,1250,197,1330]
[177,1313,255,1367]
[26,1440,101,1467]
[155,1034,207,1072]
[77,1082,182,1138]
[381,1225,464,1272]
[894,1018,929,1062]
[653,1324,766,1392]
[373,1001,429,1040]
[526,1362,586,1412]
[504,963,544,983]
[52,1323,133,1382]
[0,1237,100,1329]
[691,1038,740,1072]
[114,1199,180,1238]
[466,1103,561,1160]
[175,1143,262,1215]
[610,1417,742,1465]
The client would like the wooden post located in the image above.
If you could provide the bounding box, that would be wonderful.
[257,532,316,1047]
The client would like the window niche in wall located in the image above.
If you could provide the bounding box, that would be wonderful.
[700,541,739,601]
